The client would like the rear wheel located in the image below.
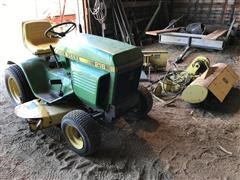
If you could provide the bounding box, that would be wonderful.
[5,65,34,105]
[126,85,153,120]
[61,110,100,156]
[138,85,153,116]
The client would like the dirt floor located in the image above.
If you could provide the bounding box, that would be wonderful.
[0,2,240,177]
[0,40,240,180]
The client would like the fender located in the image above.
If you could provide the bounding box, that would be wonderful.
[9,57,73,103]
[12,57,49,96]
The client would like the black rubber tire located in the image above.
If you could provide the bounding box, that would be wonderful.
[5,64,34,105]
[137,85,153,117]
[126,85,153,120]
[61,110,100,156]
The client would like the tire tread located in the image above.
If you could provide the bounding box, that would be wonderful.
[138,85,153,115]
[5,64,34,104]
[62,110,100,156]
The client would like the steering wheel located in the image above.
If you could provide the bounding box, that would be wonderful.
[44,22,76,39]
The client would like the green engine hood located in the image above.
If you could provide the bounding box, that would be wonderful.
[55,34,142,72]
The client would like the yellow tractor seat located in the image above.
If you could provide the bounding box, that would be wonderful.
[22,20,58,55]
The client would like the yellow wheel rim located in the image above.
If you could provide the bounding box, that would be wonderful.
[65,125,84,149]
[8,77,21,104]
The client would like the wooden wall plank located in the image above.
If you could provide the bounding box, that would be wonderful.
[171,0,239,24]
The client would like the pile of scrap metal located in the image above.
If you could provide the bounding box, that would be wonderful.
[152,56,239,104]
[146,16,236,63]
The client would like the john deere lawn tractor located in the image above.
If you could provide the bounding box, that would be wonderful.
[5,20,153,156]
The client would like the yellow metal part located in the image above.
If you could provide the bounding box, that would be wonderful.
[185,56,210,78]
[8,77,21,104]
[65,125,84,149]
[142,50,168,70]
[14,99,75,129]
[162,79,181,93]
[154,56,210,98]
[182,63,239,103]
[164,71,189,92]
[181,85,208,103]
[207,63,239,102]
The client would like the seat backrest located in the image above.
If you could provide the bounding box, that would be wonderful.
[22,20,58,53]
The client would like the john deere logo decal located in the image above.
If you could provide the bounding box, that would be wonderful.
[56,49,116,72]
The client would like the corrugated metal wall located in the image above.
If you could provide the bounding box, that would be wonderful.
[171,0,239,25]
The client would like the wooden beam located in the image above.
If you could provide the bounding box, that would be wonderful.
[203,29,228,40]
[122,1,158,8]
[145,27,181,36]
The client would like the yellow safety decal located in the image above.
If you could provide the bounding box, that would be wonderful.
[56,49,116,72]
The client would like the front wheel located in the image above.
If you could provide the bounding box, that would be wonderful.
[61,110,100,156]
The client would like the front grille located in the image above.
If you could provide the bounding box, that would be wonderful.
[113,67,141,104]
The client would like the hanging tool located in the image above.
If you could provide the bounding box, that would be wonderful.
[138,0,162,43]
[165,15,184,30]
[115,0,129,42]
[112,5,119,40]
[144,0,162,33]
[90,0,107,37]
[112,1,127,42]
[76,0,82,33]
[118,0,135,45]
[112,0,135,45]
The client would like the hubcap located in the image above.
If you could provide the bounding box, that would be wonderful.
[65,125,84,149]
[8,77,21,104]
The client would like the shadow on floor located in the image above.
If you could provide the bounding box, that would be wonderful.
[197,87,240,114]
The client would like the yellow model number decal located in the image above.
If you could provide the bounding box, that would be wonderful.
[94,62,106,69]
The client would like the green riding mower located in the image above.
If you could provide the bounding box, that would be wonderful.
[5,20,153,156]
